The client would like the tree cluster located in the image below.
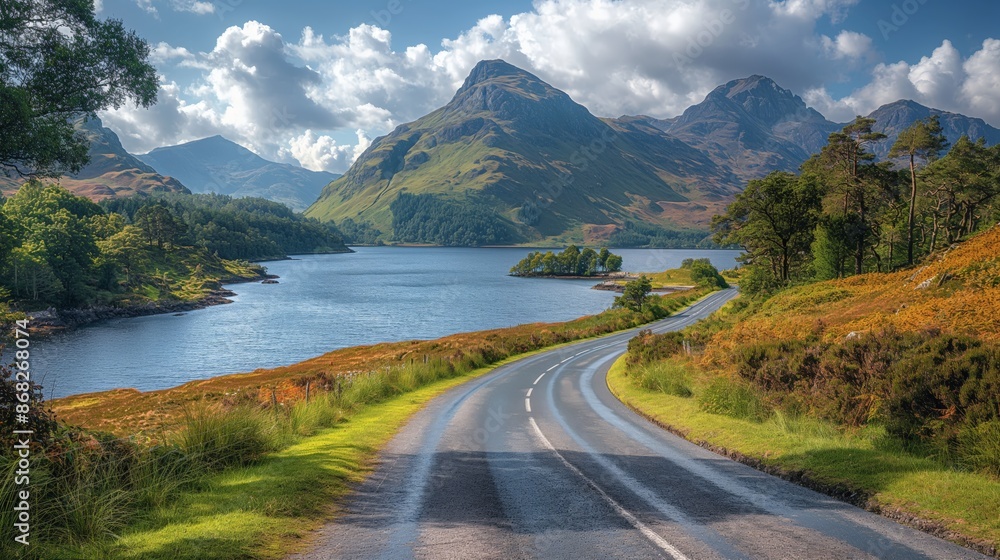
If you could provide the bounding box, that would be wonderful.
[509,245,623,277]
[390,193,519,247]
[102,193,347,261]
[0,185,347,307]
[608,221,714,248]
[682,258,729,289]
[713,116,1000,296]
[613,275,652,312]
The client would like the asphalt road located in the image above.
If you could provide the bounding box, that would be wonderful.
[293,288,986,560]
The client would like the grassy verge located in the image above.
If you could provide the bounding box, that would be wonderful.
[607,355,1000,556]
[2,287,712,559]
[75,356,522,559]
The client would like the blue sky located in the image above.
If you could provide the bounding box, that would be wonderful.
[96,0,1000,173]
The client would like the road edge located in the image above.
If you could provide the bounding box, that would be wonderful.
[605,355,999,559]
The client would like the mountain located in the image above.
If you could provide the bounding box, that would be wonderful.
[864,100,1000,159]
[139,136,339,212]
[303,63,1000,246]
[0,116,189,200]
[306,59,736,244]
[642,75,839,182]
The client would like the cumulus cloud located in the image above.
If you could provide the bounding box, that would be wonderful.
[102,0,998,174]
[821,30,873,60]
[282,130,371,172]
[805,39,1000,124]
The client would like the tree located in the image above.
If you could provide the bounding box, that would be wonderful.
[598,247,611,269]
[804,117,887,274]
[97,224,147,287]
[614,275,652,312]
[811,215,855,280]
[578,247,598,275]
[1,182,102,304]
[134,202,186,249]
[0,196,14,277]
[712,171,821,285]
[921,137,999,248]
[0,0,157,176]
[689,260,728,289]
[889,115,948,265]
[604,253,623,273]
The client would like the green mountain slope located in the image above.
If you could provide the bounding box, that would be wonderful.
[0,116,190,201]
[306,60,734,244]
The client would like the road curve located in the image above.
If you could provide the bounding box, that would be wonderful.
[293,288,985,560]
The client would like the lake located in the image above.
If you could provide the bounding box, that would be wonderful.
[23,247,741,398]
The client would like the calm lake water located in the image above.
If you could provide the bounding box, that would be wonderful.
[23,247,740,398]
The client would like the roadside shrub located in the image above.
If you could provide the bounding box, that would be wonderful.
[627,330,684,366]
[634,360,693,398]
[884,336,1000,445]
[178,405,276,469]
[689,260,729,289]
[699,377,772,422]
[958,420,1000,477]
[731,338,818,393]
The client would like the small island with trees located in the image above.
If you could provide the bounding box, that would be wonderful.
[508,245,624,277]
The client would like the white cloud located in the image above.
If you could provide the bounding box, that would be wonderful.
[175,1,214,15]
[104,0,999,175]
[133,0,217,15]
[282,129,371,172]
[149,42,196,65]
[805,39,1000,125]
[821,30,873,60]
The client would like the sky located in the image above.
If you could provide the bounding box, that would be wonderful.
[95,0,1000,174]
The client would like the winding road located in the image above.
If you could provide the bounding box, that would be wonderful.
[294,288,985,559]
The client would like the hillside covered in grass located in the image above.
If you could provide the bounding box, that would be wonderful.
[306,60,734,246]
[615,226,1000,553]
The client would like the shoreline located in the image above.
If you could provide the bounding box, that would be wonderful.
[22,273,275,337]
[7,249,355,337]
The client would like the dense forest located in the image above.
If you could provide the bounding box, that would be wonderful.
[0,184,348,310]
[509,245,623,277]
[713,116,1000,295]
[102,193,348,261]
[608,221,715,249]
[390,193,521,246]
[335,217,384,246]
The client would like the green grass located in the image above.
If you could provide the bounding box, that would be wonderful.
[82,343,609,559]
[1,288,715,560]
[607,356,1000,553]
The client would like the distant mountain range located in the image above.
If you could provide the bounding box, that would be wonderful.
[306,59,739,242]
[6,59,997,244]
[307,60,1000,244]
[865,100,1000,160]
[138,136,340,211]
[2,120,338,213]
[0,116,189,200]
